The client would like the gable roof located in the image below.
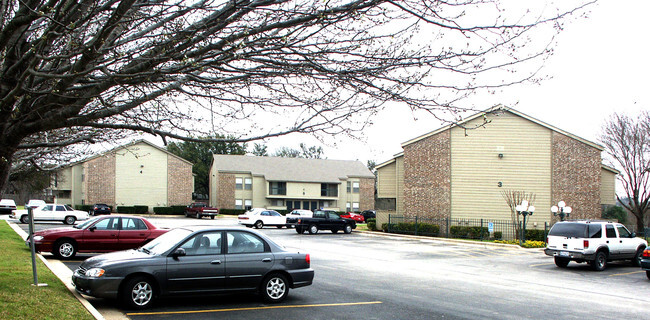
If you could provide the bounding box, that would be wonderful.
[63,139,192,167]
[401,105,604,151]
[211,155,374,183]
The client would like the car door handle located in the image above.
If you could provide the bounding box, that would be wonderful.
[210,260,222,265]
[262,258,272,263]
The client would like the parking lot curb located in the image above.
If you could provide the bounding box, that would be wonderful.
[356,229,542,251]
[6,221,107,320]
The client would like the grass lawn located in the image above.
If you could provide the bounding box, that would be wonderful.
[0,221,94,320]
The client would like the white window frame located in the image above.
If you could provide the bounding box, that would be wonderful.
[235,199,243,209]
[352,202,359,211]
[352,182,360,193]
[244,178,252,190]
[235,178,243,190]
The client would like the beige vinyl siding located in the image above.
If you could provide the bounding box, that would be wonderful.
[71,164,84,206]
[234,174,253,202]
[450,112,552,227]
[600,168,617,205]
[377,161,397,198]
[209,162,218,207]
[115,143,168,209]
[285,182,322,198]
[252,176,267,207]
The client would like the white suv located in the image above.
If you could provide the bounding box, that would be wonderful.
[545,220,648,271]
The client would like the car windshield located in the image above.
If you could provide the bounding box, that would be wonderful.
[141,228,192,255]
[549,223,588,238]
[75,217,102,229]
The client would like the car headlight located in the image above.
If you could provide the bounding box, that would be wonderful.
[85,268,105,277]
[32,235,44,242]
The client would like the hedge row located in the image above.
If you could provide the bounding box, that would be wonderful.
[381,222,440,235]
[116,205,149,214]
[367,218,377,231]
[152,206,187,215]
[450,226,502,240]
[524,229,545,242]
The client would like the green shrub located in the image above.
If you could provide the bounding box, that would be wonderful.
[367,218,377,231]
[603,206,627,224]
[382,221,440,236]
[170,206,187,214]
[450,226,489,239]
[117,206,136,214]
[133,205,148,214]
[219,209,246,215]
[75,205,93,212]
[153,207,173,214]
[525,229,545,242]
[493,231,503,240]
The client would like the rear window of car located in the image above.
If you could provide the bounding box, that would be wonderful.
[549,223,588,238]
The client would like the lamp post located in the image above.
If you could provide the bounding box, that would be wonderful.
[551,201,572,221]
[516,200,535,244]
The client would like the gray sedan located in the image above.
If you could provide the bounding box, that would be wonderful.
[72,226,314,309]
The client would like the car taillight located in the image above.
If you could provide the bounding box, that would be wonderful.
[239,217,248,220]
[546,236,548,244]
[643,249,650,258]
[305,254,310,265]
[583,240,589,249]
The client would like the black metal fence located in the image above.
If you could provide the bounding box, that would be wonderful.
[385,215,549,241]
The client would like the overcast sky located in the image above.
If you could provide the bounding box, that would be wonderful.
[257,0,648,165]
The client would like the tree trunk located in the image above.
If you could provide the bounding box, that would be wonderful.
[0,145,17,194]
[634,210,646,234]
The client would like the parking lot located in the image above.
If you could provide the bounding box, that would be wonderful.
[10,215,650,319]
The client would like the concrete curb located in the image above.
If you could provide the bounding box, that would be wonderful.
[356,229,544,251]
[6,220,106,320]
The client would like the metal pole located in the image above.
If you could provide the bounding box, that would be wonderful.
[28,207,47,287]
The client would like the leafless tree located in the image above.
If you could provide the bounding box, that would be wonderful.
[501,189,536,239]
[0,0,594,192]
[601,111,650,233]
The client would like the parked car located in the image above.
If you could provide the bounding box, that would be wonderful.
[340,212,365,223]
[11,203,90,225]
[184,202,219,219]
[286,209,313,226]
[27,215,168,259]
[361,210,376,222]
[544,220,647,271]
[641,247,650,280]
[26,199,46,209]
[295,209,356,234]
[71,226,314,309]
[0,199,16,214]
[238,208,287,229]
[91,203,112,215]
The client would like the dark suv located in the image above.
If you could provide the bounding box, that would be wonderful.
[91,204,111,215]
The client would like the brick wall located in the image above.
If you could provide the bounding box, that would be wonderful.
[84,154,116,206]
[551,132,602,220]
[359,177,375,210]
[167,155,193,206]
[403,131,451,219]
[217,173,235,209]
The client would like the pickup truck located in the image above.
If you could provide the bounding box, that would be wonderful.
[295,210,356,234]
[184,203,219,219]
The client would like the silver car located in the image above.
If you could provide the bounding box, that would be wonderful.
[72,226,314,309]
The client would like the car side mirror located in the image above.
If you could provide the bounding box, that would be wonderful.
[630,232,636,238]
[172,248,186,258]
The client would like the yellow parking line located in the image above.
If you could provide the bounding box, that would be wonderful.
[609,271,644,277]
[126,301,383,316]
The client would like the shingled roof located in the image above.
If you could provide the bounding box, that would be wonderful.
[211,155,374,183]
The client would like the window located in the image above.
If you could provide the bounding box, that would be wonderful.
[235,199,243,209]
[321,183,338,197]
[244,178,252,190]
[235,178,243,190]
[227,231,266,254]
[122,218,147,230]
[93,218,119,230]
[588,225,602,238]
[346,181,351,193]
[346,202,351,211]
[55,205,66,211]
[606,225,617,238]
[617,225,631,238]
[269,182,286,195]
[272,199,284,207]
[352,182,360,193]
[179,232,222,256]
[244,200,252,210]
[353,202,359,211]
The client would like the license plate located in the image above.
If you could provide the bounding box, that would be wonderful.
[558,251,569,257]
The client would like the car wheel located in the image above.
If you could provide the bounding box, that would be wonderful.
[331,229,338,234]
[554,257,570,268]
[54,240,76,259]
[591,251,607,271]
[64,216,76,225]
[296,227,304,234]
[122,276,155,309]
[254,220,264,229]
[261,273,289,303]
[210,216,215,220]
[308,224,318,234]
[344,224,352,234]
[20,215,29,224]
[197,213,202,219]
[276,226,283,229]
[632,247,644,267]
[184,211,189,218]
[647,271,650,281]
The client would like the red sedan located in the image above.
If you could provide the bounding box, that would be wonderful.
[340,212,365,223]
[27,215,168,259]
